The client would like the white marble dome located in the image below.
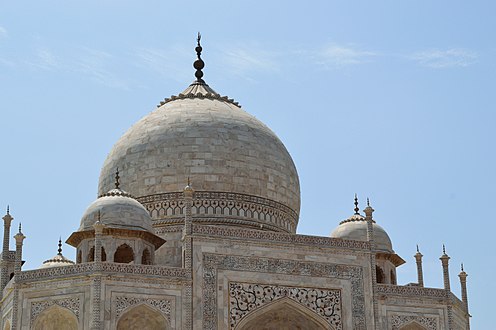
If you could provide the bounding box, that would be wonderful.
[330,214,394,253]
[97,81,300,233]
[79,188,153,232]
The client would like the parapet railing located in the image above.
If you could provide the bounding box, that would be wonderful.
[16,262,191,283]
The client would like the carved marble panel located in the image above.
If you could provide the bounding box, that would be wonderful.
[229,282,342,329]
[390,314,437,329]
[30,297,80,325]
[202,253,366,330]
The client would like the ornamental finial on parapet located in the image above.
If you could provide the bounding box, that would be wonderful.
[194,32,205,83]
[58,237,62,255]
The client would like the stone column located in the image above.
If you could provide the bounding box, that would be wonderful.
[182,181,194,268]
[182,181,194,330]
[11,225,25,330]
[459,264,470,329]
[1,208,13,295]
[91,220,104,330]
[363,200,378,330]
[414,245,424,287]
[440,245,450,291]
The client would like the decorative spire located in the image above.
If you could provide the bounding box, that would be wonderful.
[367,198,370,207]
[58,237,62,255]
[461,263,464,272]
[354,194,359,215]
[6,205,9,215]
[187,176,191,186]
[443,244,446,255]
[18,223,21,234]
[416,244,420,253]
[194,32,205,83]
[115,167,120,189]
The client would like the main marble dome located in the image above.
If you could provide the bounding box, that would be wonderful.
[98,63,300,233]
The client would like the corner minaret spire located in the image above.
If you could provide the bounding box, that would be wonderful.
[194,32,205,83]
[415,244,424,287]
[440,244,451,291]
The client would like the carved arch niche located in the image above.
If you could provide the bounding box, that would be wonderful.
[117,304,169,330]
[32,305,78,330]
[236,298,330,330]
[399,322,427,330]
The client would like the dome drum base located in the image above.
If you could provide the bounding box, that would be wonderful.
[138,190,298,233]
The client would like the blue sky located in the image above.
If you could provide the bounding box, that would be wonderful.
[1,1,494,327]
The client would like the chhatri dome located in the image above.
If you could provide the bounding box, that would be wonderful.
[98,34,300,233]
[330,196,393,253]
[79,169,153,233]
[39,239,75,269]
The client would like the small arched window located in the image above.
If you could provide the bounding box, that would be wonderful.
[390,269,397,285]
[114,244,134,264]
[376,266,385,284]
[142,248,151,265]
[101,247,107,262]
[88,247,95,262]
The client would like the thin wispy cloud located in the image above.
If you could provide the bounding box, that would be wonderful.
[33,48,59,70]
[315,44,376,69]
[410,49,477,68]
[221,47,278,74]
[73,47,131,90]
[135,46,191,83]
[0,26,7,39]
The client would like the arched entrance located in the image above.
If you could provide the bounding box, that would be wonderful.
[117,304,169,330]
[399,321,427,330]
[236,298,330,330]
[32,305,78,330]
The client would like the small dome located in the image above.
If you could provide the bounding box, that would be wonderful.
[39,240,75,269]
[330,215,393,253]
[79,188,153,232]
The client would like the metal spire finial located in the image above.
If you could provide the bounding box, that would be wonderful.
[443,244,446,255]
[193,32,205,83]
[18,223,21,233]
[58,237,62,255]
[461,263,464,272]
[416,244,420,253]
[367,198,370,207]
[187,177,191,186]
[6,205,9,215]
[354,194,359,215]
[115,167,120,189]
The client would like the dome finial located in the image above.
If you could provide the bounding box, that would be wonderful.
[194,32,205,83]
[115,167,120,189]
[354,194,359,215]
[58,237,62,255]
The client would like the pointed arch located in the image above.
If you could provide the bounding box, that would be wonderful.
[142,248,151,265]
[32,305,78,330]
[236,297,330,330]
[88,246,95,262]
[114,244,134,264]
[399,321,427,330]
[376,265,385,284]
[390,269,397,285]
[117,303,169,330]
